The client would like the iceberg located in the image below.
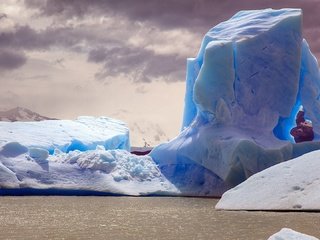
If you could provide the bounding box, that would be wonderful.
[0,117,177,195]
[268,228,319,240]
[151,8,320,196]
[216,150,320,210]
[0,144,178,195]
[0,116,130,153]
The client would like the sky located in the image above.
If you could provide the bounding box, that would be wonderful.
[0,0,319,146]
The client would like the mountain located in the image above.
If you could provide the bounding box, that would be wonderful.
[0,107,57,122]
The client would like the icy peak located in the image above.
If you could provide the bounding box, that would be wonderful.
[205,8,301,42]
[0,107,56,122]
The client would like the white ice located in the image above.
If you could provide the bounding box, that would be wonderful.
[0,143,178,196]
[216,150,320,210]
[0,116,130,153]
[268,228,319,240]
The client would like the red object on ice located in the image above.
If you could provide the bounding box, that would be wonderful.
[290,111,314,143]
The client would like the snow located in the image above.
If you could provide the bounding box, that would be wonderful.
[151,8,320,196]
[216,150,320,210]
[0,144,178,196]
[0,116,130,153]
[268,228,319,240]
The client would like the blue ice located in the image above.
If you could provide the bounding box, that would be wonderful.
[151,8,320,195]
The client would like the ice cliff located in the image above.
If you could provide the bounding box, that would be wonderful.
[0,117,177,195]
[151,8,320,196]
[0,116,130,154]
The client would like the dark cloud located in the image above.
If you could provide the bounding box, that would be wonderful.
[0,25,86,50]
[89,46,185,82]
[0,49,27,70]
[0,13,7,20]
[25,0,320,30]
[2,0,317,81]
[0,20,186,82]
[24,0,320,64]
[0,14,27,71]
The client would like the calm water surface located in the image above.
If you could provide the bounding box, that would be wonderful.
[0,197,319,240]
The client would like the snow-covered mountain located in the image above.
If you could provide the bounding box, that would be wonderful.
[0,107,57,122]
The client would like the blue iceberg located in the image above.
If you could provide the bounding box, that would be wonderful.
[151,8,320,196]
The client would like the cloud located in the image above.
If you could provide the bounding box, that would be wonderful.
[0,90,20,108]
[54,58,65,68]
[0,14,189,82]
[25,0,320,30]
[0,49,27,70]
[0,0,315,82]
[24,0,320,65]
[135,86,147,94]
[0,25,83,50]
[15,74,50,81]
[0,13,7,20]
[88,46,185,82]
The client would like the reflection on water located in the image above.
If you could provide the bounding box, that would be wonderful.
[0,197,319,240]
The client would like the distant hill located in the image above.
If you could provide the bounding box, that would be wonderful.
[0,107,57,122]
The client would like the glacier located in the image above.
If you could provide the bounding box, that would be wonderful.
[151,8,320,196]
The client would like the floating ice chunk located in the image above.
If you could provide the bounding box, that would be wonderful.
[268,228,319,240]
[216,150,320,210]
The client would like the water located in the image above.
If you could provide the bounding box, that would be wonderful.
[0,197,319,240]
